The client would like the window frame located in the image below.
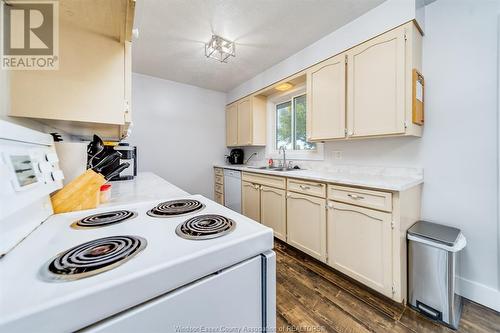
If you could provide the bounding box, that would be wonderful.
[275,100,293,150]
[266,85,324,161]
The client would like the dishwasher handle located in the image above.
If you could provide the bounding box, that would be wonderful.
[223,169,241,179]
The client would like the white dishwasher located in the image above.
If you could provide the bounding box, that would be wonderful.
[223,169,241,213]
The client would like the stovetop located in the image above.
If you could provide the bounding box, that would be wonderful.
[0,194,273,332]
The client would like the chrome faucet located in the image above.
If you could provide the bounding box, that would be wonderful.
[244,152,257,165]
[279,146,286,169]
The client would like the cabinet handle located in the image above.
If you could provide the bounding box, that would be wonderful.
[287,193,321,205]
[335,207,383,221]
[348,193,365,200]
[298,183,323,188]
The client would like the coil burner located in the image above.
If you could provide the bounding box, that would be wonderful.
[147,199,205,218]
[71,210,138,229]
[43,235,146,281]
[176,214,235,240]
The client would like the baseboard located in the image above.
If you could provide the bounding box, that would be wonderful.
[457,276,500,312]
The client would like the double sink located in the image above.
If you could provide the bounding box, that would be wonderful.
[247,166,299,172]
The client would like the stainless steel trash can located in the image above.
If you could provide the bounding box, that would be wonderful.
[408,221,467,329]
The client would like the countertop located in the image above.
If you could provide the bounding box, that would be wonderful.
[214,164,423,192]
[103,172,189,206]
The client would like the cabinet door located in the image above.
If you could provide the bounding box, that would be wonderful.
[327,201,393,297]
[237,98,253,146]
[346,26,406,137]
[226,104,238,147]
[306,54,346,140]
[214,192,224,205]
[286,192,326,261]
[10,19,126,125]
[242,181,260,222]
[260,186,286,241]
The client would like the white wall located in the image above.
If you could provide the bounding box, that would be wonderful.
[238,0,500,310]
[128,73,227,199]
[420,0,499,310]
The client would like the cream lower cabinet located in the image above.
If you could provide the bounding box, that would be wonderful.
[213,168,224,205]
[286,192,326,261]
[260,186,286,241]
[238,171,421,303]
[327,201,393,297]
[242,181,261,222]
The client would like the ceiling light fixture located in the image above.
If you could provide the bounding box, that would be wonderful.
[205,35,235,63]
[275,82,294,91]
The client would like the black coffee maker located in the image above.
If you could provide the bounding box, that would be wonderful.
[227,149,244,164]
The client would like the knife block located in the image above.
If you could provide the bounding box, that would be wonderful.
[51,169,106,214]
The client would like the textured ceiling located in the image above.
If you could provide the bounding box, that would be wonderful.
[132,0,386,92]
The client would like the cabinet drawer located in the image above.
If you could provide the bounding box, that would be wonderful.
[215,175,224,185]
[214,192,224,205]
[328,185,392,212]
[215,183,224,194]
[214,168,224,176]
[242,172,285,190]
[287,178,326,198]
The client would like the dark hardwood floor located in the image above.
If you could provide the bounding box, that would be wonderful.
[274,240,500,333]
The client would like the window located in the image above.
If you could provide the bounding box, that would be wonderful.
[275,94,316,151]
[266,87,324,161]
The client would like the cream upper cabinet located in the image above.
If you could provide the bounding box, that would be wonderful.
[260,185,286,241]
[303,22,422,141]
[225,104,238,147]
[306,53,346,141]
[242,181,261,222]
[286,191,326,261]
[346,25,406,137]
[9,0,135,140]
[327,201,393,297]
[237,98,252,146]
[225,95,266,147]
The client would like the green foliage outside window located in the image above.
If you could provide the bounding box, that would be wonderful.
[276,94,315,151]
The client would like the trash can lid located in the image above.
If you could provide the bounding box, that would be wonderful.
[408,221,461,247]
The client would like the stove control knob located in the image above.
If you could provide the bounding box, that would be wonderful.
[51,170,64,181]
[43,173,53,184]
[38,161,52,173]
[45,152,59,163]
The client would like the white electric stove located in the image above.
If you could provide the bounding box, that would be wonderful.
[0,121,276,333]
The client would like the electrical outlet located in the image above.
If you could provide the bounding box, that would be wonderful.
[332,151,342,160]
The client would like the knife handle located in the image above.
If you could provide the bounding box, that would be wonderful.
[105,162,130,180]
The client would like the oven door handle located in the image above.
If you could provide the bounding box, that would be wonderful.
[260,251,276,332]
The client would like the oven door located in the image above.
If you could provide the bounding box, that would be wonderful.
[80,252,276,333]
